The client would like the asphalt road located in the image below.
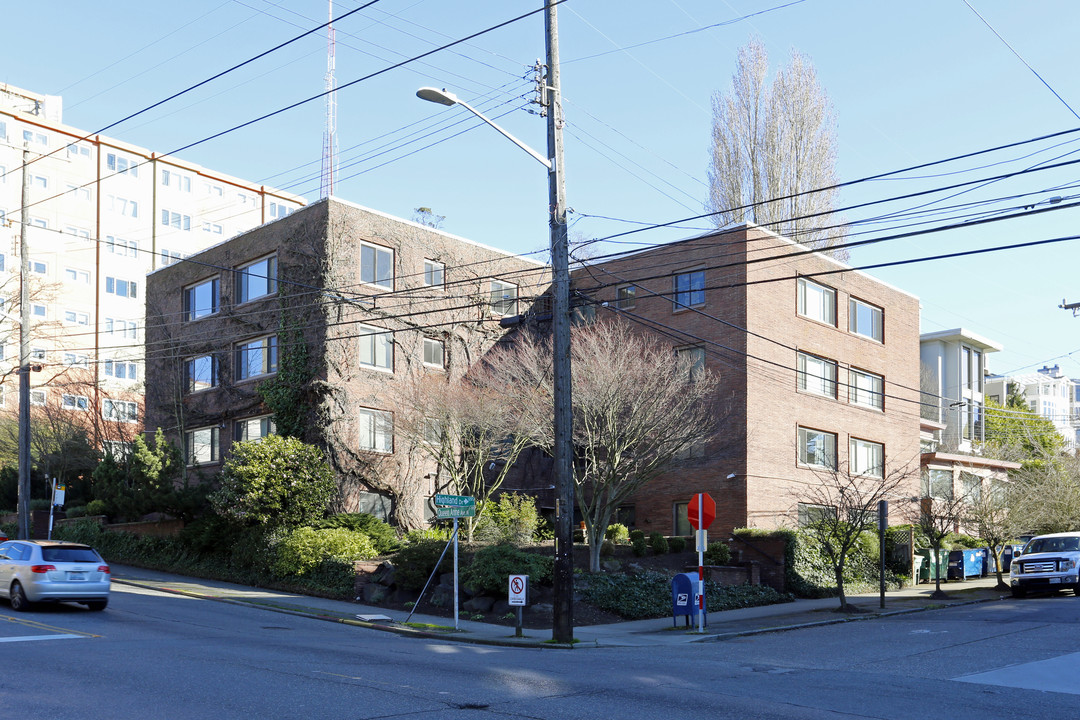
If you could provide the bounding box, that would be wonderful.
[1,582,1077,719]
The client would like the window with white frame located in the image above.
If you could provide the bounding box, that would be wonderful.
[205,183,224,198]
[102,399,138,423]
[849,368,884,410]
[63,353,89,369]
[185,355,218,393]
[64,226,90,240]
[269,202,292,219]
[160,209,191,231]
[106,236,138,258]
[358,324,393,371]
[108,195,138,218]
[22,130,48,147]
[358,408,393,453]
[423,337,444,369]
[673,269,705,310]
[921,468,954,499]
[106,152,138,177]
[797,351,837,398]
[66,143,92,160]
[850,438,884,478]
[961,472,982,504]
[30,389,46,406]
[797,427,837,469]
[161,169,192,192]
[105,318,138,339]
[424,260,444,287]
[62,394,89,411]
[236,256,277,303]
[30,260,47,275]
[490,280,518,316]
[185,427,219,466]
[184,278,218,320]
[30,348,46,361]
[31,304,46,318]
[64,268,90,285]
[160,249,184,266]
[676,345,706,380]
[360,242,393,289]
[105,276,138,299]
[104,360,138,381]
[30,218,47,229]
[797,277,836,325]
[234,416,275,443]
[103,440,132,460]
[849,298,884,342]
[201,222,223,235]
[798,503,838,527]
[31,174,48,190]
[615,284,637,310]
[65,184,91,202]
[235,336,278,380]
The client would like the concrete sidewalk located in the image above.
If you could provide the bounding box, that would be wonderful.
[111,565,1011,648]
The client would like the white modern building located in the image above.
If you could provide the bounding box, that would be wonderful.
[985,364,1079,451]
[919,328,1002,453]
[0,83,305,450]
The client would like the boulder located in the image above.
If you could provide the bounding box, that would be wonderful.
[463,596,496,613]
[362,583,390,604]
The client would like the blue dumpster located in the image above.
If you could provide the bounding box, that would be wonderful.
[1001,544,1024,572]
[977,547,990,577]
[671,572,705,627]
[947,549,984,580]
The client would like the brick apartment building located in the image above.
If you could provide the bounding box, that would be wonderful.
[570,224,924,539]
[143,197,549,526]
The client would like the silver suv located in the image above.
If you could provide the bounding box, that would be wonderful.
[1009,532,1080,598]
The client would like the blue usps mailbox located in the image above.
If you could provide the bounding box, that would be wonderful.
[671,572,705,628]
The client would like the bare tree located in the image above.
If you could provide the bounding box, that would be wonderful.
[964,478,1019,590]
[708,38,845,257]
[914,493,969,599]
[1008,454,1080,535]
[484,320,729,571]
[796,459,914,611]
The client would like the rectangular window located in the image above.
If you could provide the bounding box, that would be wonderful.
[63,353,89,369]
[105,276,138,299]
[798,427,837,469]
[234,416,276,443]
[64,268,91,284]
[184,278,219,320]
[161,169,192,192]
[798,503,837,527]
[797,277,836,325]
[31,260,47,275]
[358,408,393,453]
[201,222,223,235]
[185,355,218,393]
[102,399,138,423]
[676,346,706,380]
[104,360,138,380]
[360,242,393,288]
[106,236,138,258]
[160,209,192,231]
[106,152,138,177]
[850,438,884,478]
[236,256,277,303]
[961,472,982,505]
[31,304,46,318]
[490,280,518,316]
[358,324,393,371]
[65,226,90,240]
[30,348,46,361]
[269,202,292,219]
[922,468,954,500]
[105,318,138,339]
[673,269,705,310]
[64,310,89,326]
[849,368,884,410]
[103,440,132,459]
[849,298,884,342]
[61,394,89,411]
[160,249,184,266]
[423,260,444,287]
[66,143,92,160]
[797,351,837,398]
[31,174,48,189]
[108,195,138,218]
[423,338,444,369]
[615,284,637,310]
[65,184,92,202]
[30,389,46,406]
[235,336,278,380]
[185,427,219,466]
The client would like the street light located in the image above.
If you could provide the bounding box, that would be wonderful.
[417,39,574,644]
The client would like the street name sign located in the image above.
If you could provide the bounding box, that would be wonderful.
[434,494,475,508]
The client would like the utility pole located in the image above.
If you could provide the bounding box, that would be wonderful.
[545,1,574,645]
[17,146,32,540]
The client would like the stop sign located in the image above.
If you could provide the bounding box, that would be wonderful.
[688,493,715,530]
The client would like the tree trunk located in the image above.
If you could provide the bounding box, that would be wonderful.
[834,563,847,610]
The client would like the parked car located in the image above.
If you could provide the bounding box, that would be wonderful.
[1009,532,1080,598]
[0,540,110,611]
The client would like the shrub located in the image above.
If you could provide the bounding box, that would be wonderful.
[64,505,87,519]
[273,527,377,577]
[316,513,400,554]
[946,532,983,550]
[86,499,108,517]
[577,570,792,619]
[605,523,629,544]
[472,493,538,545]
[461,544,553,595]
[668,536,687,553]
[404,526,452,544]
[29,498,52,511]
[632,537,649,557]
[392,539,456,591]
[600,540,615,556]
[649,532,668,555]
[704,541,731,565]
[629,529,645,543]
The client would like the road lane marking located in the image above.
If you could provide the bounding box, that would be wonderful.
[0,634,87,643]
[2,614,101,638]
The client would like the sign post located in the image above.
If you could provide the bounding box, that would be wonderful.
[48,478,65,540]
[687,492,715,633]
[878,499,888,609]
[509,574,528,637]
[433,494,476,630]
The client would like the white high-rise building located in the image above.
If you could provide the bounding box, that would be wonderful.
[0,83,305,451]
[985,364,1079,451]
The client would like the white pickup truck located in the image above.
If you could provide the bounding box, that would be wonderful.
[1009,532,1080,598]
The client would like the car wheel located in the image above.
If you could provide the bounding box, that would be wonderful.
[9,581,30,611]
[1011,586,1027,599]
[85,600,107,612]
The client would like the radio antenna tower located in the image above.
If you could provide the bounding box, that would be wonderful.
[320,0,338,198]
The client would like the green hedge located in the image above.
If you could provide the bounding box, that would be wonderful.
[577,570,791,620]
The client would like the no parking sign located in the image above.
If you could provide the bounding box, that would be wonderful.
[508,575,529,606]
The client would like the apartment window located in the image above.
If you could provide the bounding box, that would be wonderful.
[62,394,89,411]
[234,416,275,443]
[31,260,47,275]
[849,298,884,342]
[358,324,393,371]
[0,254,4,272]
[572,304,596,326]
[236,256,277,303]
[31,304,46,318]
[676,346,706,380]
[922,468,954,500]
[423,338,445,369]
[185,355,218,393]
[201,222,223,235]
[961,472,982,505]
[63,353,89,369]
[269,202,292,219]
[22,130,48,147]
[849,368,884,410]
[161,169,192,192]
[30,348,46,361]
[65,184,91,202]
[798,427,837,469]
[106,236,138,258]
[104,441,132,460]
[105,318,138,339]
[65,226,90,240]
[235,336,278,380]
[797,351,837,398]
[185,427,219,466]
[31,174,48,190]
[797,277,836,325]
[184,278,219,320]
[160,249,184,266]
[103,399,138,423]
[798,503,837,527]
[358,408,393,453]
[850,438,884,478]
[104,360,138,380]
[64,268,90,284]
[30,218,47,230]
[66,143,92,160]
[106,152,138,177]
[615,284,637,310]
[108,195,139,218]
[424,260,444,287]
[105,276,138,299]
[64,310,90,326]
[30,390,46,406]
[490,280,518,316]
[160,209,192,231]
[205,183,224,197]
[360,242,393,289]
[673,269,705,310]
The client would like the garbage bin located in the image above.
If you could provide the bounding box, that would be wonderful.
[671,572,705,627]
[912,554,926,584]
[916,549,946,581]
[948,549,984,580]
[977,547,990,577]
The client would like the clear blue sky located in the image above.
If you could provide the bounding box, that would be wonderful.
[4,0,1080,378]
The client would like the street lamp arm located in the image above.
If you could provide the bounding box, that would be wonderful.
[416,87,552,169]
